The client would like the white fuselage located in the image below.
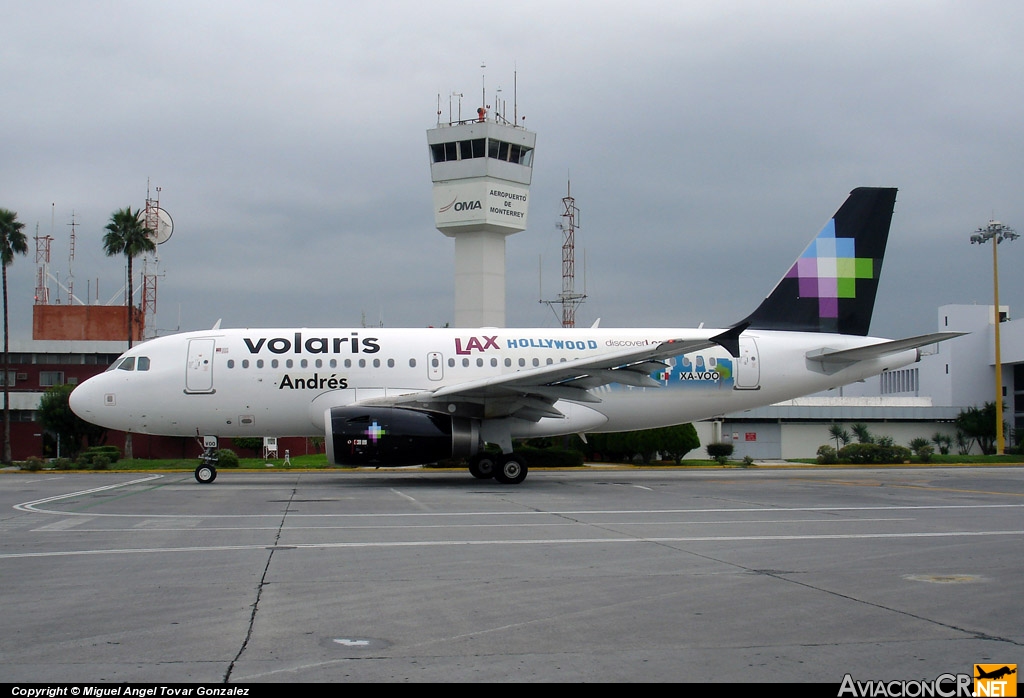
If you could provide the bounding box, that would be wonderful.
[69,326,919,440]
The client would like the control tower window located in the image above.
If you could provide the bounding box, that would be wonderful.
[434,138,532,166]
[458,139,485,159]
[487,139,533,166]
[430,142,458,163]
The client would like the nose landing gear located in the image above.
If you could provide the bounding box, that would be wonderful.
[195,435,219,484]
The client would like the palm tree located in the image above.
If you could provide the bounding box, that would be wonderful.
[851,423,874,444]
[102,207,155,349]
[0,208,28,464]
[827,423,851,450]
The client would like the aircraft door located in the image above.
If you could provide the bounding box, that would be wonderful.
[427,352,443,381]
[186,338,216,393]
[735,337,760,390]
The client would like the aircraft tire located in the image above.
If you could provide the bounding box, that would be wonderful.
[468,455,496,479]
[195,464,217,484]
[494,455,527,485]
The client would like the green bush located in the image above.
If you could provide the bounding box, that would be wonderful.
[91,455,110,470]
[216,449,240,468]
[516,445,585,467]
[81,445,121,464]
[22,456,45,472]
[816,444,839,464]
[706,442,734,464]
[838,442,912,464]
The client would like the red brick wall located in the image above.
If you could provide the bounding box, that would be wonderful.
[33,305,144,341]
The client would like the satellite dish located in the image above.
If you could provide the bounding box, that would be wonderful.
[137,207,174,244]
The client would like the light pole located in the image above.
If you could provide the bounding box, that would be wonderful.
[970,220,1018,455]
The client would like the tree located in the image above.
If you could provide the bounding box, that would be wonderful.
[37,384,106,459]
[102,207,155,461]
[930,432,952,455]
[851,423,874,444]
[102,207,155,350]
[828,423,852,449]
[650,424,700,464]
[580,424,700,464]
[955,403,1003,455]
[0,208,27,464]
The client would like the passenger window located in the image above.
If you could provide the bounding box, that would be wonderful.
[227,359,235,369]
[137,357,150,371]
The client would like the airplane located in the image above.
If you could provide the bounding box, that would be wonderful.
[69,187,962,485]
[975,666,1017,681]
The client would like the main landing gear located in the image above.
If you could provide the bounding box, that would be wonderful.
[468,453,528,485]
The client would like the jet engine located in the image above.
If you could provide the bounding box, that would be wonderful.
[324,406,480,466]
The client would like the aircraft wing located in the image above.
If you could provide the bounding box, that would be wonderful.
[365,335,721,421]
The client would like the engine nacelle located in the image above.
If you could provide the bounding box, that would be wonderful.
[325,406,480,466]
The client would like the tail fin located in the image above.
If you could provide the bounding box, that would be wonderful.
[742,187,897,336]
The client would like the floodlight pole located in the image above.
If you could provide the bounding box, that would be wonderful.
[970,220,1019,455]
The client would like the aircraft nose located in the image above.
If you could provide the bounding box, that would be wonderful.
[69,378,103,422]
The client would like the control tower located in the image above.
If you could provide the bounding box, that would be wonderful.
[427,96,536,327]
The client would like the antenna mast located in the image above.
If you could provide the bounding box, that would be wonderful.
[540,179,587,327]
[34,222,52,305]
[141,181,173,338]
[67,211,77,304]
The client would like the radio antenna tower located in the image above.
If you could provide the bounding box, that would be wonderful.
[34,222,52,305]
[66,211,77,304]
[540,179,586,327]
[141,182,173,338]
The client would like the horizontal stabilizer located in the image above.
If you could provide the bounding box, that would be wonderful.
[806,331,966,365]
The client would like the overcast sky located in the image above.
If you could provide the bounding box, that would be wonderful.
[3,1,1022,342]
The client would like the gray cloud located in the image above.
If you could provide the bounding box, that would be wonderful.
[3,1,1021,342]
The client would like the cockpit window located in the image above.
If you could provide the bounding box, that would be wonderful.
[106,355,151,372]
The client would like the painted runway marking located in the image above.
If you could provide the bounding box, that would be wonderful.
[13,475,1024,519]
[2,528,1022,560]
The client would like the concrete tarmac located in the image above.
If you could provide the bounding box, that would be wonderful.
[1,465,1022,683]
